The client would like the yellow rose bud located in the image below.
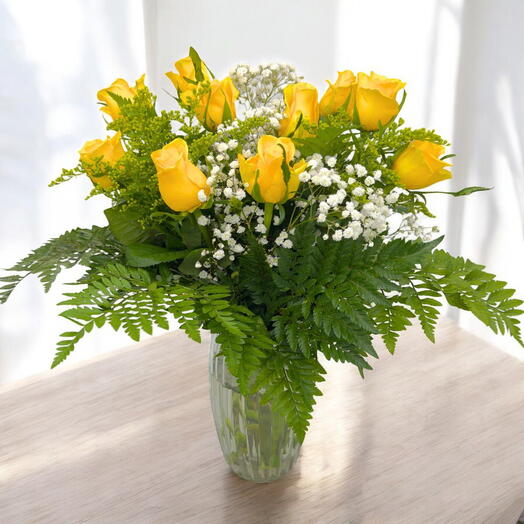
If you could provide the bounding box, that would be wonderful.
[194,78,239,131]
[238,135,307,204]
[350,72,405,131]
[165,55,211,95]
[319,70,356,116]
[151,138,210,212]
[79,132,124,189]
[279,82,319,138]
[97,74,145,120]
[393,140,452,190]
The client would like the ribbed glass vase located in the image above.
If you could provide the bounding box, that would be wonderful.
[209,335,301,483]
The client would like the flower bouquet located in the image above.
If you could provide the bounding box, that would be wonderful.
[2,48,523,482]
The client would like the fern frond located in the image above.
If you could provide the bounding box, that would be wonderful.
[400,280,441,342]
[257,351,326,442]
[370,303,415,353]
[418,250,524,346]
[53,263,203,366]
[1,226,121,303]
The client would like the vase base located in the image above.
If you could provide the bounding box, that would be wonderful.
[227,456,300,483]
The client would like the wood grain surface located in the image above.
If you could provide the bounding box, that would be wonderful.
[1,319,524,524]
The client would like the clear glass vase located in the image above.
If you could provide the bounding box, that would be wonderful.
[209,335,301,482]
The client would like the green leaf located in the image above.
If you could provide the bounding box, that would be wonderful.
[189,46,214,81]
[125,243,188,267]
[378,236,444,268]
[288,112,304,138]
[180,216,202,250]
[52,263,216,367]
[179,248,204,276]
[277,144,291,184]
[258,352,326,443]
[222,98,232,123]
[413,186,492,197]
[397,89,407,113]
[0,275,24,304]
[294,124,344,157]
[104,205,150,245]
[1,226,120,298]
[418,250,524,346]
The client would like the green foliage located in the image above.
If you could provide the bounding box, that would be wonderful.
[401,280,441,342]
[108,89,175,155]
[265,224,444,372]
[232,222,524,438]
[255,351,326,443]
[370,304,414,353]
[105,90,179,227]
[49,261,321,441]
[412,186,492,197]
[104,205,151,245]
[50,163,85,186]
[0,226,121,303]
[124,243,188,267]
[4,209,522,444]
[237,234,281,321]
[294,116,351,157]
[54,263,201,366]
[417,250,524,345]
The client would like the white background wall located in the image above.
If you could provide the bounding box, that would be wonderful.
[0,0,523,383]
[0,0,146,382]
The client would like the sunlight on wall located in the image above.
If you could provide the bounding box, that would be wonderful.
[0,0,147,383]
[448,0,524,357]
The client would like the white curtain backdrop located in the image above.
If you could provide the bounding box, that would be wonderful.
[447,0,524,350]
[0,0,146,383]
[1,0,523,383]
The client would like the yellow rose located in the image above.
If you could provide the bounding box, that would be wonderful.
[97,74,145,120]
[79,132,124,189]
[393,140,452,190]
[350,72,405,131]
[279,82,319,138]
[151,138,210,212]
[166,55,211,95]
[319,70,356,116]
[238,135,307,204]
[195,78,239,131]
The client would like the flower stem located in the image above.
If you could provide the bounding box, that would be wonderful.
[264,203,274,233]
[193,210,212,247]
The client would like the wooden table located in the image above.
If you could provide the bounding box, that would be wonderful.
[1,319,524,524]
